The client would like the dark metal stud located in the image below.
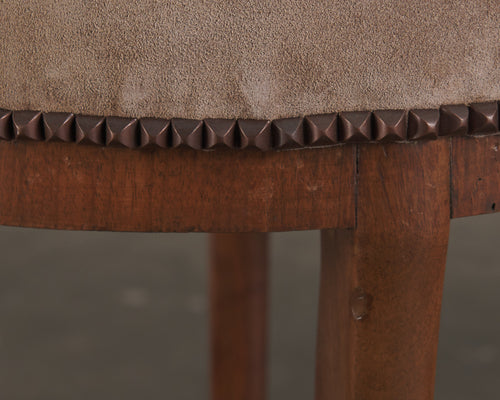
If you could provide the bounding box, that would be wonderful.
[75,115,106,145]
[12,111,43,140]
[0,109,12,140]
[469,102,499,135]
[237,120,272,150]
[272,117,305,149]
[373,110,406,142]
[171,119,204,150]
[43,112,75,142]
[204,119,237,149]
[408,109,439,140]
[339,111,371,142]
[139,118,171,148]
[304,114,337,146]
[439,104,468,136]
[106,117,139,148]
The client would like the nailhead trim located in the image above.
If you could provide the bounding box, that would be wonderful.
[0,102,498,151]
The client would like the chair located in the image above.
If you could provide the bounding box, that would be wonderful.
[1,1,499,399]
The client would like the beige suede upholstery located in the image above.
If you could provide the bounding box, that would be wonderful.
[1,1,499,120]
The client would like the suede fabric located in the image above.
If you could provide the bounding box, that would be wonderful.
[0,1,499,120]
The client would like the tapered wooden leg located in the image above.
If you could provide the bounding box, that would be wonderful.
[316,141,451,400]
[210,233,268,400]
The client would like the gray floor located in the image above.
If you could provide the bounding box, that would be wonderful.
[0,214,498,399]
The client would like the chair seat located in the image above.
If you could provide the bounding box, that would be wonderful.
[1,1,499,121]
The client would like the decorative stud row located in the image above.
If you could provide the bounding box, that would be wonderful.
[0,101,498,151]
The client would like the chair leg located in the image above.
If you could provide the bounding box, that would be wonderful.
[210,233,268,400]
[315,141,451,400]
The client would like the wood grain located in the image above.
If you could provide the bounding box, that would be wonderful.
[210,233,268,400]
[316,141,451,400]
[451,135,500,218]
[0,141,355,232]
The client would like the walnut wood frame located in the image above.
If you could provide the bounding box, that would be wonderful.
[0,126,498,400]
[0,134,497,232]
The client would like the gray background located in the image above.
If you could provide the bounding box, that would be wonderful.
[0,213,498,399]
